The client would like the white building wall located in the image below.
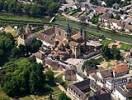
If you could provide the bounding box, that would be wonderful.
[17,36,25,46]
[112,90,127,100]
[106,81,113,90]
[76,74,84,81]
[97,81,103,87]
[36,58,43,64]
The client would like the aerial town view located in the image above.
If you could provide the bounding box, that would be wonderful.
[0,0,132,100]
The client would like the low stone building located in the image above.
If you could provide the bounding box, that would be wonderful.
[67,79,91,100]
[64,69,77,81]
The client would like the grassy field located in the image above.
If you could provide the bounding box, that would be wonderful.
[120,43,132,51]
[0,13,50,25]
[20,96,33,100]
[0,88,10,100]
[0,86,62,100]
[54,15,132,44]
[101,39,132,50]
[100,39,112,46]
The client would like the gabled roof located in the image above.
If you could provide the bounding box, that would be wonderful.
[113,63,129,74]
[37,27,55,45]
[99,69,113,78]
[69,79,90,94]
[126,82,132,89]
[116,85,132,98]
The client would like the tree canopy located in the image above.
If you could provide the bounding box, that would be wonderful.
[0,32,42,66]
[1,58,46,97]
[0,0,60,17]
[58,92,71,100]
[82,59,99,71]
[102,45,122,60]
[0,32,15,65]
[45,69,55,85]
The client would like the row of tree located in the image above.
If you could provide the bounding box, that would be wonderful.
[0,0,59,17]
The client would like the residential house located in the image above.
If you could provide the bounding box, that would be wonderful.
[112,63,129,77]
[105,77,128,90]
[67,79,91,100]
[112,82,132,100]
[89,89,111,100]
[89,63,130,90]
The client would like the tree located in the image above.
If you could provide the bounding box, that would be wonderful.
[0,32,15,65]
[28,38,42,53]
[102,45,122,60]
[29,63,45,94]
[58,92,71,100]
[0,0,60,17]
[91,15,99,24]
[1,58,45,97]
[102,46,113,60]
[45,70,55,85]
[111,46,122,60]
[10,47,21,58]
[82,59,99,71]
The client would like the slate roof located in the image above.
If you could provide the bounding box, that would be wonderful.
[116,85,132,98]
[69,79,90,94]
[99,69,113,78]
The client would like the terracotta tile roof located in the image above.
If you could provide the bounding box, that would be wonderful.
[55,28,67,41]
[69,41,79,47]
[113,63,129,74]
[126,83,132,89]
[71,32,82,40]
[37,27,55,45]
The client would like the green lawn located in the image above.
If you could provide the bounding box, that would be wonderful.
[100,39,132,51]
[120,43,132,51]
[100,39,112,46]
